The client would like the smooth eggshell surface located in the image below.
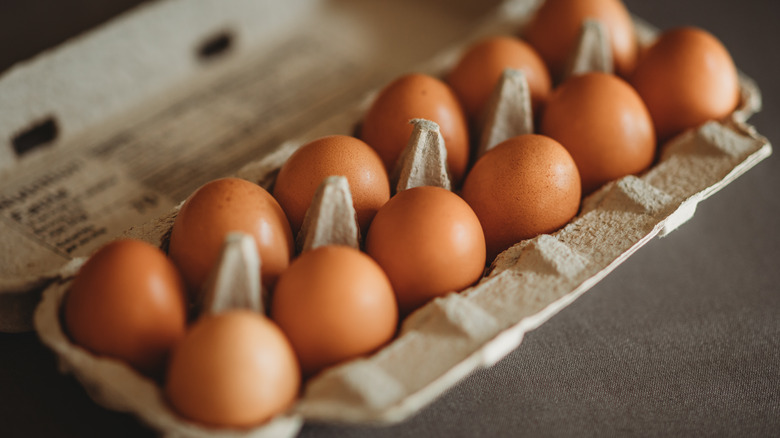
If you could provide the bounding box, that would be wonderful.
[462,134,581,261]
[273,135,390,237]
[524,0,638,79]
[360,73,470,184]
[64,239,187,376]
[630,27,740,142]
[169,178,293,294]
[541,72,655,194]
[165,310,300,428]
[365,186,486,315]
[447,36,552,121]
[271,246,398,376]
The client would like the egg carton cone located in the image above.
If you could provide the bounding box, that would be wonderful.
[478,68,534,156]
[21,1,773,437]
[296,176,361,253]
[563,19,613,79]
[200,232,265,316]
[393,119,453,193]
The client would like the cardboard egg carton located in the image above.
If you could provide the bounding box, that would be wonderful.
[34,118,771,437]
[0,0,771,436]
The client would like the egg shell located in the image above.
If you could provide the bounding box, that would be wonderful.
[541,72,655,194]
[462,134,581,261]
[271,246,398,377]
[273,135,390,238]
[168,178,293,294]
[365,186,486,315]
[630,27,740,142]
[360,73,470,184]
[64,239,187,376]
[524,0,638,79]
[165,310,300,428]
[447,36,551,121]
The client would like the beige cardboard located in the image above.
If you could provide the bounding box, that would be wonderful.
[297,176,361,253]
[394,119,452,192]
[563,19,613,79]
[478,69,534,156]
[201,233,264,316]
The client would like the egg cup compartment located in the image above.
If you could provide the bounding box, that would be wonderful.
[33,3,772,438]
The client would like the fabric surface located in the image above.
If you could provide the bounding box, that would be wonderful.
[0,0,778,436]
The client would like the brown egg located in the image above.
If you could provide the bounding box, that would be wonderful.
[447,36,552,120]
[271,246,397,376]
[524,0,638,79]
[462,134,580,260]
[630,27,740,141]
[165,310,300,428]
[169,178,293,294]
[360,73,470,184]
[365,186,486,315]
[273,135,390,237]
[64,239,187,376]
[540,72,655,194]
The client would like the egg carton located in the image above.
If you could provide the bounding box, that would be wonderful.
[32,4,772,438]
[34,119,771,437]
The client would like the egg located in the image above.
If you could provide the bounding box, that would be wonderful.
[524,0,638,79]
[630,27,740,141]
[540,72,655,194]
[64,239,187,376]
[447,36,552,121]
[271,246,397,376]
[462,134,581,260]
[273,135,390,238]
[360,73,470,184]
[165,310,300,428]
[169,178,293,294]
[365,186,486,315]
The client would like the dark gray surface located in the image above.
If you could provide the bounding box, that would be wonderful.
[1,0,778,437]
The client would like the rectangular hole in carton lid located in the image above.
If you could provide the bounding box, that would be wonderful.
[197,30,234,61]
[12,117,58,157]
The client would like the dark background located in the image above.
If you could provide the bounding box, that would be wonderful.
[1,0,778,436]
